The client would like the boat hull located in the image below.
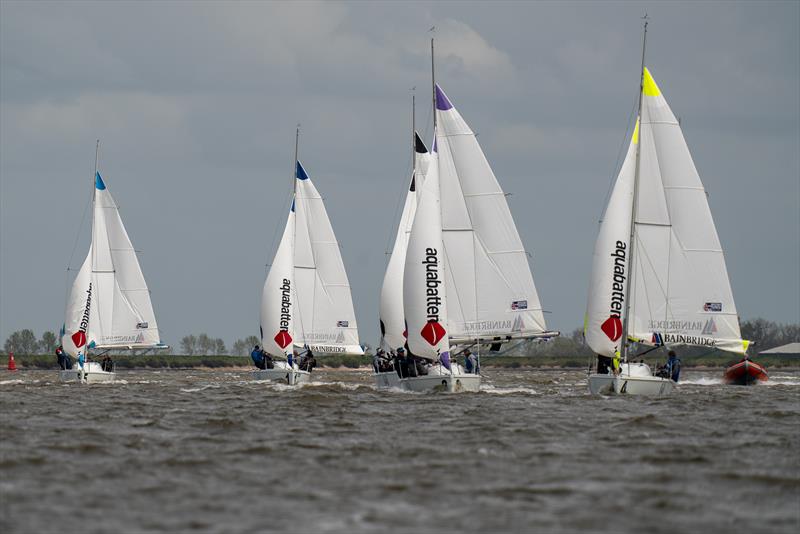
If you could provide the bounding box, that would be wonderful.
[59,362,115,384]
[252,361,310,385]
[588,363,675,396]
[374,364,480,392]
[724,360,768,386]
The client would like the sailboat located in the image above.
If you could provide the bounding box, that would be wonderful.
[376,42,557,392]
[60,142,166,383]
[585,23,749,395]
[255,132,363,385]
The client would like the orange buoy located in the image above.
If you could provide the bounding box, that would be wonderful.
[7,352,17,371]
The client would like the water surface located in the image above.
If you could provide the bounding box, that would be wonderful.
[1,368,798,533]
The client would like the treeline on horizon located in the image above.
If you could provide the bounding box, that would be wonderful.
[3,318,798,365]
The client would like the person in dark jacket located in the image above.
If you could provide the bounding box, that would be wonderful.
[251,345,266,370]
[665,350,681,382]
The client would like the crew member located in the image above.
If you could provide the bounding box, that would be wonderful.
[250,345,266,370]
[665,350,681,382]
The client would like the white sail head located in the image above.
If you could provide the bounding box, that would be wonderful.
[379,133,430,351]
[403,146,450,360]
[433,84,550,344]
[62,171,162,356]
[260,200,296,358]
[293,161,363,355]
[585,68,747,356]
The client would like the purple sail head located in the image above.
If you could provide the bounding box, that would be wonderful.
[435,84,453,111]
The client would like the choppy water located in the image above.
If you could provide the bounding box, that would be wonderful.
[1,368,798,533]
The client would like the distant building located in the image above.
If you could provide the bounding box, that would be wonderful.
[758,342,800,358]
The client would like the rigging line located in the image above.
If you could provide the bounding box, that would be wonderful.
[597,94,639,224]
[382,145,414,260]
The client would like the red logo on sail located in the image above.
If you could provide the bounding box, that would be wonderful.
[420,320,446,346]
[601,316,622,341]
[71,330,87,348]
[274,331,292,349]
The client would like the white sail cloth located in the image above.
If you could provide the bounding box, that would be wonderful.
[284,162,362,355]
[260,204,296,358]
[62,172,161,356]
[434,84,548,343]
[403,148,450,360]
[379,134,430,351]
[585,68,747,356]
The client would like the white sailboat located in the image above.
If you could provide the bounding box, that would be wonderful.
[60,142,166,383]
[376,42,556,392]
[255,132,362,385]
[585,24,749,396]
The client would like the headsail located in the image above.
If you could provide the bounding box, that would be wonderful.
[585,68,747,356]
[434,84,550,344]
[293,162,363,355]
[403,146,450,360]
[63,171,162,356]
[260,200,296,358]
[379,133,430,351]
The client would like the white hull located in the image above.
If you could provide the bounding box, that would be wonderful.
[59,362,115,384]
[374,364,481,392]
[251,361,311,385]
[588,363,675,396]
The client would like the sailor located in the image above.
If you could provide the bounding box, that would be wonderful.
[301,348,316,372]
[396,347,408,378]
[373,350,384,373]
[77,351,85,369]
[612,349,621,376]
[55,345,67,370]
[466,349,478,375]
[464,350,474,374]
[289,349,297,369]
[596,354,612,374]
[101,354,113,372]
[250,345,266,370]
[665,350,681,382]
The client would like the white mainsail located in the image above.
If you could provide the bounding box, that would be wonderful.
[434,84,551,344]
[585,67,748,357]
[403,145,450,360]
[292,161,363,355]
[379,133,430,351]
[260,201,296,358]
[62,171,162,356]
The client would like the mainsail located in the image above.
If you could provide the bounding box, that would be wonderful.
[291,161,362,355]
[379,133,430,351]
[585,67,747,357]
[434,84,551,344]
[62,170,162,356]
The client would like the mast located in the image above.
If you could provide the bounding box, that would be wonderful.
[431,37,436,131]
[294,125,300,196]
[621,18,648,362]
[412,90,416,164]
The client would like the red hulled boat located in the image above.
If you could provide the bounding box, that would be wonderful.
[723,359,768,386]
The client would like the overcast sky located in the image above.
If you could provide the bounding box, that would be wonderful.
[1,1,798,350]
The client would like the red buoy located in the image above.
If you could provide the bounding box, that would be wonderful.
[7,352,17,371]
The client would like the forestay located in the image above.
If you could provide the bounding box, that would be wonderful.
[585,68,747,356]
[379,133,430,351]
[293,162,363,355]
[434,84,548,343]
[62,172,162,356]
